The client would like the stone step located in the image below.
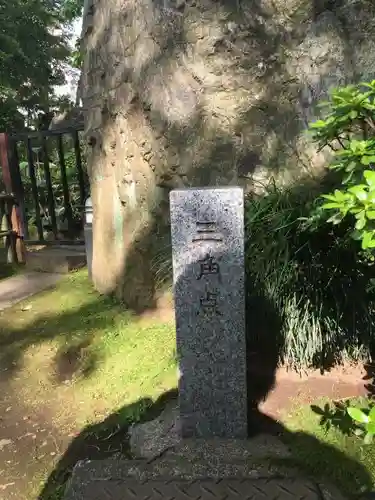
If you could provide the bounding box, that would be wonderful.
[64,459,344,500]
[162,436,290,463]
[137,437,292,480]
[25,246,86,274]
[63,437,296,498]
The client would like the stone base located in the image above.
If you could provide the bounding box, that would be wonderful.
[64,404,345,500]
[64,474,330,500]
[129,400,180,459]
[63,442,345,500]
[26,246,86,274]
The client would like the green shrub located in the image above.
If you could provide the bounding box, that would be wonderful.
[310,81,375,251]
[244,177,375,370]
[243,80,375,370]
[347,404,375,444]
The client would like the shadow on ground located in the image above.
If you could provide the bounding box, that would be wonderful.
[0,292,125,381]
[38,389,178,500]
[38,389,373,500]
[36,257,373,498]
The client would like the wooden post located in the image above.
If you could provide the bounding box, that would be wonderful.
[0,133,26,263]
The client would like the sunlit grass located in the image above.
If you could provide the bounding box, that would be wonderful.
[280,398,375,495]
[0,269,177,499]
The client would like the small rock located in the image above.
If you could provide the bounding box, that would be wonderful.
[21,304,32,311]
[0,439,13,451]
[0,482,15,491]
[129,400,180,459]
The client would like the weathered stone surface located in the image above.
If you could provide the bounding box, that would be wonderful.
[80,0,375,303]
[170,187,246,438]
[129,400,180,458]
[129,397,289,460]
[64,426,347,500]
[63,445,345,500]
[65,476,329,500]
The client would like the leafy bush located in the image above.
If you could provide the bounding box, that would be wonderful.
[347,404,375,444]
[244,80,375,370]
[313,398,375,445]
[244,177,375,370]
[310,81,375,251]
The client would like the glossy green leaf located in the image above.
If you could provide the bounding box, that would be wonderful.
[369,406,375,422]
[368,190,375,203]
[322,203,341,210]
[348,186,367,201]
[334,189,348,200]
[362,231,373,249]
[364,170,375,188]
[355,210,366,220]
[321,194,339,202]
[366,211,375,220]
[348,407,369,423]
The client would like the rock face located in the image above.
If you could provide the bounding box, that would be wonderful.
[80,0,375,307]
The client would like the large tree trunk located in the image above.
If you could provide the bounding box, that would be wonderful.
[80,0,375,312]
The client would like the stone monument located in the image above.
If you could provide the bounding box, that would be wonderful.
[63,187,334,500]
[170,187,247,438]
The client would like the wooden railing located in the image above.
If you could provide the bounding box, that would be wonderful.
[0,193,20,263]
[0,133,26,263]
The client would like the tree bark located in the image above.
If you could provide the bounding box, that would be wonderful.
[80,0,372,311]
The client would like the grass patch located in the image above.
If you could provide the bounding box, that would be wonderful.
[0,269,177,499]
[245,177,375,371]
[280,398,375,495]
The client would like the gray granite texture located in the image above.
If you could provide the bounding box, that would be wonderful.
[169,187,247,438]
[128,399,289,461]
[129,400,180,459]
[64,475,329,500]
[63,441,345,500]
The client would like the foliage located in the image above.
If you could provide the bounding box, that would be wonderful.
[69,39,83,70]
[311,398,375,446]
[309,81,375,252]
[61,0,84,21]
[347,404,375,445]
[244,177,375,370]
[0,0,83,132]
[282,398,375,495]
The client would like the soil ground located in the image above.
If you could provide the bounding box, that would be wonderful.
[261,364,370,419]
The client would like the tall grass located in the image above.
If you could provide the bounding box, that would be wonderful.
[245,177,375,370]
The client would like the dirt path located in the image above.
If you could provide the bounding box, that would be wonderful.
[261,365,370,419]
[0,272,62,312]
[0,378,73,499]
